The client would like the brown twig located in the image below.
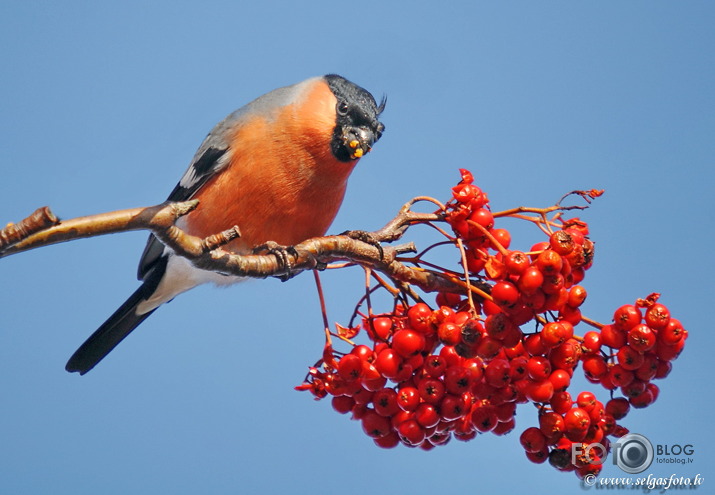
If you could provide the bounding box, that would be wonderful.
[0,200,207,257]
[0,207,59,251]
[1,199,464,298]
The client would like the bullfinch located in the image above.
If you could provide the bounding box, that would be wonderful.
[66,74,385,374]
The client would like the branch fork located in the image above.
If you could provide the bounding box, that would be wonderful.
[1,198,462,295]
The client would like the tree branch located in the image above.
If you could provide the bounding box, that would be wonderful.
[1,199,463,295]
[0,207,59,252]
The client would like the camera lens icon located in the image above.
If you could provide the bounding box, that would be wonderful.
[614,433,654,474]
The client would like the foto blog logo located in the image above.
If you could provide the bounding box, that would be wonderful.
[573,433,654,474]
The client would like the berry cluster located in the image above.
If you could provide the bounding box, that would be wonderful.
[296,169,687,479]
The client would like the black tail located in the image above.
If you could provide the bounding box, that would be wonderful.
[65,283,157,375]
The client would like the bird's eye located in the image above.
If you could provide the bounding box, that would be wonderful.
[337,101,349,115]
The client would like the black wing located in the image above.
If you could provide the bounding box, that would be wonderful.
[137,145,230,280]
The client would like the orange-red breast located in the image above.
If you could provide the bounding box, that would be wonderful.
[66,75,385,374]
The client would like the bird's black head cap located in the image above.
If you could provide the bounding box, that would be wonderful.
[325,74,386,162]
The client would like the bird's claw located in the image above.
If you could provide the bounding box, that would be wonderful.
[341,230,384,260]
[253,241,299,281]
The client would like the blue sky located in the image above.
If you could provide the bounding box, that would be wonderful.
[1,2,713,494]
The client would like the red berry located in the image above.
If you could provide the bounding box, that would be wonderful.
[361,410,391,438]
[370,316,394,340]
[469,208,494,229]
[526,356,552,381]
[526,447,550,464]
[491,228,511,250]
[544,288,568,311]
[654,360,672,379]
[424,354,447,377]
[566,285,587,307]
[518,266,544,294]
[645,303,670,331]
[397,419,426,446]
[433,306,456,324]
[439,345,464,367]
[440,394,469,421]
[520,426,548,453]
[582,331,601,353]
[438,322,462,346]
[526,379,554,403]
[484,312,515,341]
[392,329,426,358]
[605,397,630,420]
[550,339,582,370]
[601,324,626,349]
[484,359,511,388]
[444,365,475,394]
[374,431,400,449]
[582,355,608,380]
[373,388,400,417]
[491,280,520,307]
[505,251,530,275]
[362,371,388,391]
[608,364,634,388]
[656,336,686,361]
[634,354,658,382]
[660,318,686,346]
[629,385,657,409]
[407,303,434,333]
[564,407,591,441]
[458,168,474,184]
[576,391,598,411]
[535,250,564,275]
[396,386,420,411]
[541,274,565,296]
[522,289,546,313]
[627,324,656,352]
[613,304,642,331]
[492,418,516,436]
[471,404,499,432]
[418,378,446,404]
[337,354,364,382]
[549,230,576,256]
[524,333,547,356]
[539,411,565,441]
[351,387,375,405]
[374,348,403,379]
[617,345,645,371]
[495,401,517,422]
[549,369,571,392]
[622,379,647,398]
[550,391,573,414]
[331,395,355,414]
[414,403,440,428]
[540,322,569,348]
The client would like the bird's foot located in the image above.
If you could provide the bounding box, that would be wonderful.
[253,241,300,281]
[341,230,384,260]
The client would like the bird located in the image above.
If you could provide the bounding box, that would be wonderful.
[65,74,385,374]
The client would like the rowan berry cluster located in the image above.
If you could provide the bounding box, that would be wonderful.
[296,169,687,479]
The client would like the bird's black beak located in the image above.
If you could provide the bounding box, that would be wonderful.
[341,122,384,160]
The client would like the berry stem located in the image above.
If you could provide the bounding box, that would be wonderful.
[370,270,401,297]
[443,273,492,302]
[408,195,448,211]
[364,267,375,317]
[580,315,605,330]
[501,213,560,235]
[456,238,478,315]
[466,219,510,256]
[313,270,331,333]
[396,258,464,278]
